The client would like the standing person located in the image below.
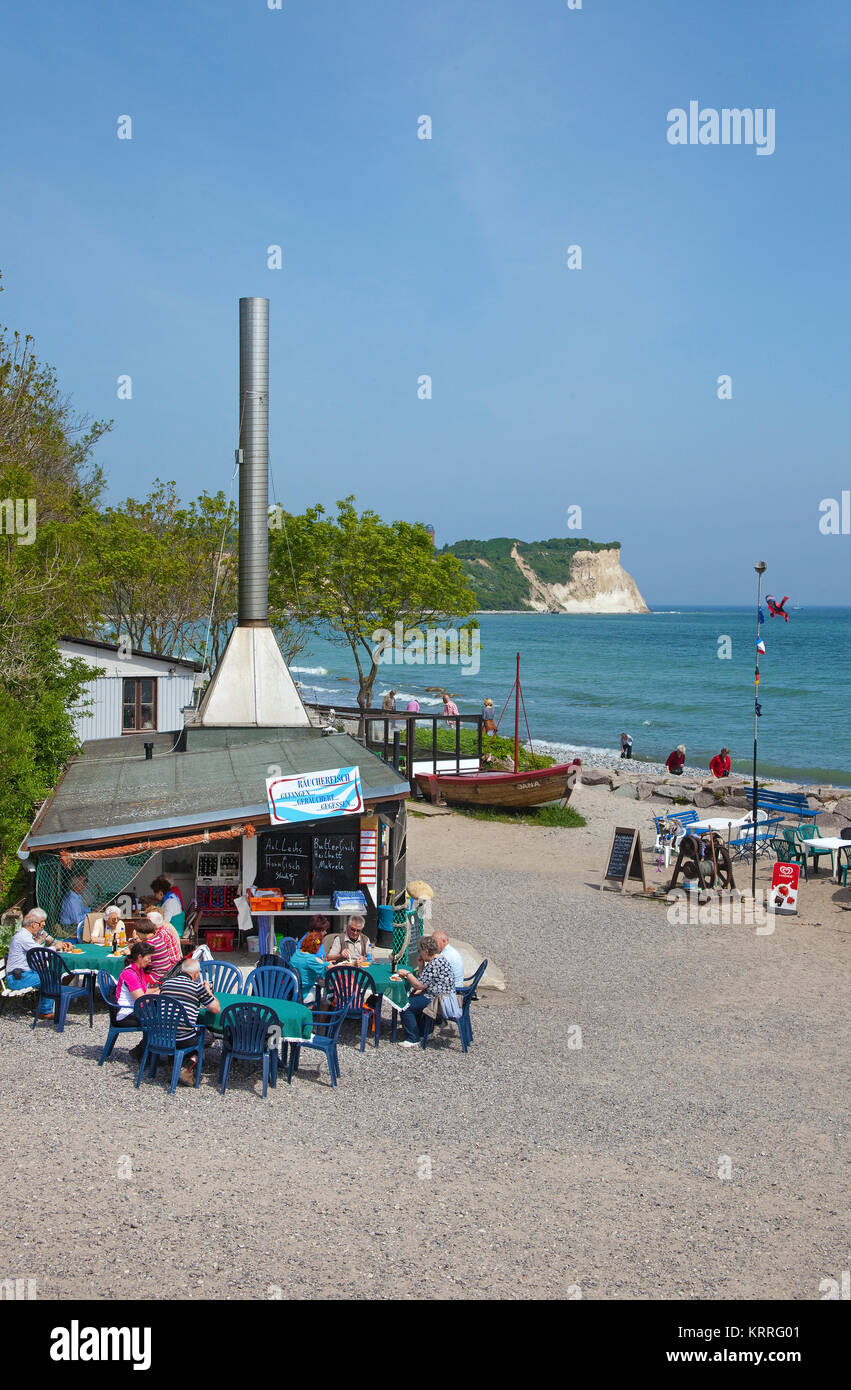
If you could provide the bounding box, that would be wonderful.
[405,698,420,713]
[709,747,732,778]
[59,874,88,928]
[442,692,459,727]
[665,745,687,776]
[620,732,633,760]
[150,875,186,939]
[396,936,459,1045]
[482,699,497,736]
[4,909,60,1019]
[381,690,397,714]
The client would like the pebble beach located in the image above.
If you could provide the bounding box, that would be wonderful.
[1,781,848,1300]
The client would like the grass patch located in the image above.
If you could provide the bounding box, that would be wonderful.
[457,803,586,829]
[412,725,555,772]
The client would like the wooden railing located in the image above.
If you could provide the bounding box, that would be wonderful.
[302,702,483,797]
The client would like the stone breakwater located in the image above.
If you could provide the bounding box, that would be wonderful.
[576,765,851,831]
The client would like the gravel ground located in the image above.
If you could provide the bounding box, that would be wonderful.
[1,804,848,1301]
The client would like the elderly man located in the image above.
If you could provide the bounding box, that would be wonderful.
[325,915,373,964]
[432,929,465,989]
[5,909,60,1018]
[159,956,220,1085]
[59,874,88,929]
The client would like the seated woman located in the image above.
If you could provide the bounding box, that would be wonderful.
[297,915,330,959]
[396,936,459,1046]
[665,744,687,776]
[289,932,327,1004]
[115,941,159,1020]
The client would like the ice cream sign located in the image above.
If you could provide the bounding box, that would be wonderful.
[266,766,364,824]
[770,861,800,915]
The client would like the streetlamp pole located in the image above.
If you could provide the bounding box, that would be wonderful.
[752,562,767,898]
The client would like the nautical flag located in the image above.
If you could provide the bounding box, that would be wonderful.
[758,607,766,625]
[755,701,762,717]
[755,669,760,685]
[757,639,766,654]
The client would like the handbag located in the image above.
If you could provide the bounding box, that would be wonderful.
[422,994,441,1020]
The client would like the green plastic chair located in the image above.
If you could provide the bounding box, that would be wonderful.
[780,828,808,879]
[794,825,833,873]
[838,846,851,888]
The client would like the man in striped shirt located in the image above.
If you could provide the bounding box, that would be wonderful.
[159,957,220,1085]
[134,913,181,984]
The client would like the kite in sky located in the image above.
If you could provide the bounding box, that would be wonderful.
[765,595,790,621]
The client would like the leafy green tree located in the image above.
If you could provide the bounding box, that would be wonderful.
[268,496,477,716]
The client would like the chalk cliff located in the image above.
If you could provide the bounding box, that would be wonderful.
[444,537,649,614]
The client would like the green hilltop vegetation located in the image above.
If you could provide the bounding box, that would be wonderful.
[440,536,619,610]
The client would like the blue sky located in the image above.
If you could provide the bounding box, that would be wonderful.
[1,0,849,604]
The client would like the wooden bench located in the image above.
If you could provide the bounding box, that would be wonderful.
[744,789,819,823]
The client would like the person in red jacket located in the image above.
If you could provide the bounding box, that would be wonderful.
[665,744,686,775]
[710,747,731,778]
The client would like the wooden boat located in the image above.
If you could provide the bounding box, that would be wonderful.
[414,653,581,810]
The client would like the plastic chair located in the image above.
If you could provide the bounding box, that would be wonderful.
[276,938,298,967]
[199,960,242,995]
[323,966,380,1050]
[96,968,143,1063]
[257,953,281,968]
[134,996,206,1094]
[27,947,93,1032]
[422,959,488,1052]
[794,825,833,873]
[779,827,809,878]
[286,1006,348,1087]
[219,1002,279,1098]
[838,846,851,887]
[244,965,299,1002]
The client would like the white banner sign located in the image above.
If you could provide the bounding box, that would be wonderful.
[266,766,364,825]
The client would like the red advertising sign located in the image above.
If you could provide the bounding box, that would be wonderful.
[771,861,800,915]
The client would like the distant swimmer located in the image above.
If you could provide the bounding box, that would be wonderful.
[665,744,686,776]
[620,732,633,760]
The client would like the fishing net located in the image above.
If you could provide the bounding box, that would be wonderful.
[36,851,153,930]
[393,905,424,971]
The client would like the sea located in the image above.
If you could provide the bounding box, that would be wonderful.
[288,607,851,789]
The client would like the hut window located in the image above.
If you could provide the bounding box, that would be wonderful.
[122,677,157,732]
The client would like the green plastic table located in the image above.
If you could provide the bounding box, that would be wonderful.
[58,944,124,980]
[199,992,314,1041]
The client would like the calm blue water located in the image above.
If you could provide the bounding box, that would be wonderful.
[289,608,851,787]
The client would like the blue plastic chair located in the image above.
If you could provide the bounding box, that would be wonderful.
[27,947,93,1032]
[244,965,299,1001]
[134,996,206,1094]
[219,1002,279,1098]
[276,938,298,967]
[97,968,143,1063]
[199,960,242,995]
[286,1006,348,1087]
[257,953,281,968]
[421,959,488,1053]
[323,966,379,1050]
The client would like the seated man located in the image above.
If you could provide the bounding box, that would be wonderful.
[396,936,458,1046]
[133,912,182,984]
[289,931,327,1004]
[432,929,465,988]
[5,908,61,1019]
[158,956,220,1085]
[325,915,373,964]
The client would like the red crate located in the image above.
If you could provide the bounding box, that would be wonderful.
[203,930,234,952]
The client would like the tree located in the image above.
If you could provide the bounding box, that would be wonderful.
[268,497,477,716]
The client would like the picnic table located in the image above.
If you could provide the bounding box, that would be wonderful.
[58,943,124,980]
[199,991,314,1042]
[690,816,749,834]
[796,835,849,883]
[317,960,410,1011]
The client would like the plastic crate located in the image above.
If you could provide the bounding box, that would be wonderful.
[203,930,235,952]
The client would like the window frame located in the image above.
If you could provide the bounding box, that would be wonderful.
[121,676,158,734]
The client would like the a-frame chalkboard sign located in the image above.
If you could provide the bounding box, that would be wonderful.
[601,826,647,892]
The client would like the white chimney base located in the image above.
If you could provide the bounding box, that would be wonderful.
[196,626,309,727]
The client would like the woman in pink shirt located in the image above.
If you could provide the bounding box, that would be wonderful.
[115,942,159,1020]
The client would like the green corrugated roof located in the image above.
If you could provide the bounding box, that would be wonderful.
[26,726,408,849]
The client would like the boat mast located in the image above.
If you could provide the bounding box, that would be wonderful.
[514,651,520,775]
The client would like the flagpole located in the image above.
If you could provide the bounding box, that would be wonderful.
[752,562,767,898]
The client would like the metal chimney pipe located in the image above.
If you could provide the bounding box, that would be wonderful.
[238,297,269,625]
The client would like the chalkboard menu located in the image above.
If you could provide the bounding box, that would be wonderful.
[601,826,647,892]
[257,829,360,895]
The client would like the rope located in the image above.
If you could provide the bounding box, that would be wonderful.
[59,822,256,867]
